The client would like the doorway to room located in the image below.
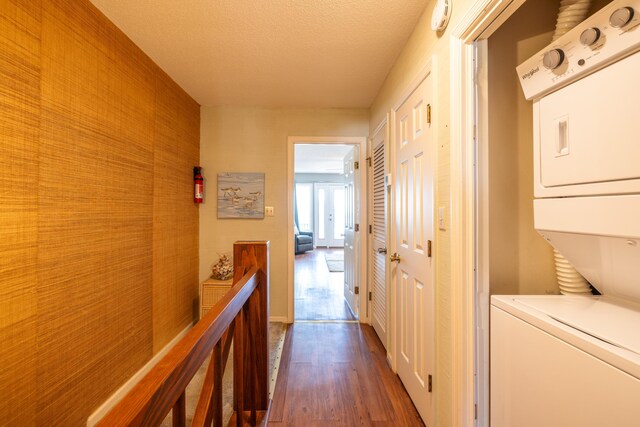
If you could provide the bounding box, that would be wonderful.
[289,140,365,321]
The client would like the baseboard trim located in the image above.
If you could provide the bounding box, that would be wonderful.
[387,352,394,371]
[269,315,289,323]
[86,323,193,426]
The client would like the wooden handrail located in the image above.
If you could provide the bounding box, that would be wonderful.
[97,241,270,427]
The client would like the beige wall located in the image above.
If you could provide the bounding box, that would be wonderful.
[199,107,369,318]
[369,1,477,424]
[487,0,559,295]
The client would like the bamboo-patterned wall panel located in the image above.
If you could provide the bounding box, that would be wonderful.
[0,1,41,425]
[0,0,200,424]
[153,72,200,353]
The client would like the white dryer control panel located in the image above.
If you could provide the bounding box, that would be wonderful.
[518,0,640,100]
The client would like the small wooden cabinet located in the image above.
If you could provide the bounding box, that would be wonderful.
[199,278,233,320]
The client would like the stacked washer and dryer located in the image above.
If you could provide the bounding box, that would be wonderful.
[491,1,640,426]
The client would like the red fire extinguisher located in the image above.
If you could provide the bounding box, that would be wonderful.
[194,166,204,203]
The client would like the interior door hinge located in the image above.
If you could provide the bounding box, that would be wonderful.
[354,161,359,170]
[474,403,478,420]
[428,374,433,392]
[354,286,359,295]
[427,240,432,257]
[368,291,372,301]
[368,224,372,234]
[366,156,372,167]
[427,104,432,125]
[355,223,359,232]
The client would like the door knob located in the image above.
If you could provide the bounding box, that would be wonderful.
[389,253,401,263]
[377,247,387,254]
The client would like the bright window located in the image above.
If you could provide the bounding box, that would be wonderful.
[295,183,313,232]
[317,188,325,239]
[333,187,345,239]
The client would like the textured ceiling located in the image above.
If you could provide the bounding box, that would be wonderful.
[295,144,354,174]
[89,0,429,108]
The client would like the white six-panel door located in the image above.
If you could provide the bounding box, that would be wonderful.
[393,73,435,425]
[343,147,358,317]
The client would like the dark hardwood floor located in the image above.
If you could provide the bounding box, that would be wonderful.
[295,248,356,321]
[268,322,424,426]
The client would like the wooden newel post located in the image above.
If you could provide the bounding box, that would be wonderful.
[233,241,270,424]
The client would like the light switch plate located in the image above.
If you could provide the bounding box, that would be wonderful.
[438,206,446,230]
[265,206,274,217]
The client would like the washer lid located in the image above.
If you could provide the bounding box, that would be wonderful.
[516,296,640,357]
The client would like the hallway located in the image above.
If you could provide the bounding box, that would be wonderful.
[269,322,424,426]
[295,248,356,321]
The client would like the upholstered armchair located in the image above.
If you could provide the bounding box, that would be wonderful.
[294,225,313,254]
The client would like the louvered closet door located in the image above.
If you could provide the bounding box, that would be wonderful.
[371,126,388,349]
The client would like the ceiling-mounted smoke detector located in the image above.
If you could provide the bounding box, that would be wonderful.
[431,0,451,32]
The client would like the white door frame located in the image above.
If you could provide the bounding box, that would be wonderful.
[287,136,368,324]
[449,1,527,426]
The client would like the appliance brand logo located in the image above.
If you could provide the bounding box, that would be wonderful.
[521,66,539,80]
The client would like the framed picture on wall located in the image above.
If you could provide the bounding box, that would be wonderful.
[217,172,265,219]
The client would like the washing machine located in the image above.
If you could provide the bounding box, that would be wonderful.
[491,295,640,426]
[491,1,640,425]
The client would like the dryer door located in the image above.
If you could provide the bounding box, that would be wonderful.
[535,52,640,196]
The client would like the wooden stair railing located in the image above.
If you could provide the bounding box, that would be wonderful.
[97,241,270,427]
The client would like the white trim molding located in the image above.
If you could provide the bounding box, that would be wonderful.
[287,136,368,324]
[449,1,525,426]
[86,324,193,426]
[449,35,477,427]
[452,0,526,41]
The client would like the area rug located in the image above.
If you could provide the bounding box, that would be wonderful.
[160,322,287,426]
[325,252,344,272]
